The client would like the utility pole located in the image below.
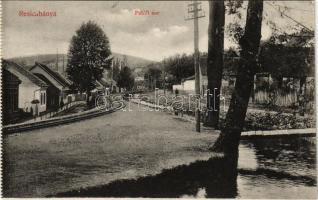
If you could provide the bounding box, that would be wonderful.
[56,49,59,72]
[62,54,65,75]
[111,59,114,93]
[186,0,205,132]
[163,71,166,95]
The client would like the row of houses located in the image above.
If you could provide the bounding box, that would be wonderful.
[2,59,117,124]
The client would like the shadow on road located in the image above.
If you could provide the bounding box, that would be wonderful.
[53,156,239,198]
[52,152,316,198]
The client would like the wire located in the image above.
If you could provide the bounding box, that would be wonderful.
[266,2,313,32]
[281,6,314,13]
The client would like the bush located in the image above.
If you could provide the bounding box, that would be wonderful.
[230,112,315,131]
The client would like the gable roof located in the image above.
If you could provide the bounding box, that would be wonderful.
[3,69,22,84]
[181,74,209,82]
[33,73,60,91]
[99,78,110,87]
[2,59,48,88]
[95,80,104,89]
[30,62,71,88]
[182,75,195,82]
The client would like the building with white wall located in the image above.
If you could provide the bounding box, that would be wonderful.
[3,60,48,115]
[172,56,208,95]
[30,62,71,110]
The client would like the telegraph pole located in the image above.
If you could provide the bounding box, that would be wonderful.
[62,54,65,75]
[110,58,113,93]
[186,0,205,132]
[56,48,59,72]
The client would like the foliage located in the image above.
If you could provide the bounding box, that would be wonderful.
[144,64,163,89]
[158,50,240,84]
[226,28,314,79]
[217,110,315,131]
[242,112,315,131]
[223,48,240,76]
[268,29,314,47]
[259,30,313,79]
[224,0,245,45]
[67,21,112,93]
[162,53,196,84]
[225,0,244,15]
[118,66,135,90]
[136,92,315,131]
[226,23,244,45]
[112,58,121,82]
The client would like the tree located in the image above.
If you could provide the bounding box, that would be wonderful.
[163,53,195,84]
[223,48,240,75]
[144,65,163,90]
[117,66,135,91]
[205,0,225,128]
[260,31,313,79]
[122,55,128,67]
[212,0,264,156]
[112,58,121,82]
[66,21,112,103]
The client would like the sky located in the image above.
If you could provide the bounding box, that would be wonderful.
[2,1,315,61]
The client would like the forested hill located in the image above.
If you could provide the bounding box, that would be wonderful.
[8,52,155,70]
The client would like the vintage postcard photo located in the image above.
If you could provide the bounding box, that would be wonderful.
[1,0,316,198]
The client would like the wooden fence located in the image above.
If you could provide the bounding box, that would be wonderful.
[23,101,86,123]
[254,90,298,107]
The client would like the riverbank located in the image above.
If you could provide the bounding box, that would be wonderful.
[241,128,316,139]
[52,137,317,198]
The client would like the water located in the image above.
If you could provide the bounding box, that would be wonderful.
[237,137,316,199]
[181,137,317,199]
[56,136,316,198]
[176,137,317,199]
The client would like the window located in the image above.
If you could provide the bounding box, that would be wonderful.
[43,93,46,104]
[40,93,43,105]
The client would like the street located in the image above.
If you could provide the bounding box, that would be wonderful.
[3,103,218,197]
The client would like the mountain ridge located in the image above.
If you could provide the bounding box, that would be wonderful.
[8,53,156,71]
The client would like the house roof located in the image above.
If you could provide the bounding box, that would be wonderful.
[3,69,21,84]
[99,78,110,87]
[95,80,104,89]
[182,75,195,82]
[30,62,71,88]
[96,78,117,88]
[2,59,48,88]
[104,78,117,86]
[181,74,209,83]
[33,73,60,91]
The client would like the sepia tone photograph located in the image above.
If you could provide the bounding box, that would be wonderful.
[1,0,316,198]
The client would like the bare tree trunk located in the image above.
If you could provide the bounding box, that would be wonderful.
[206,0,225,129]
[212,0,264,155]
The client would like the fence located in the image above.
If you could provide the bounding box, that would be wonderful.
[74,93,87,101]
[254,90,298,107]
[3,101,125,134]
[23,101,86,123]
